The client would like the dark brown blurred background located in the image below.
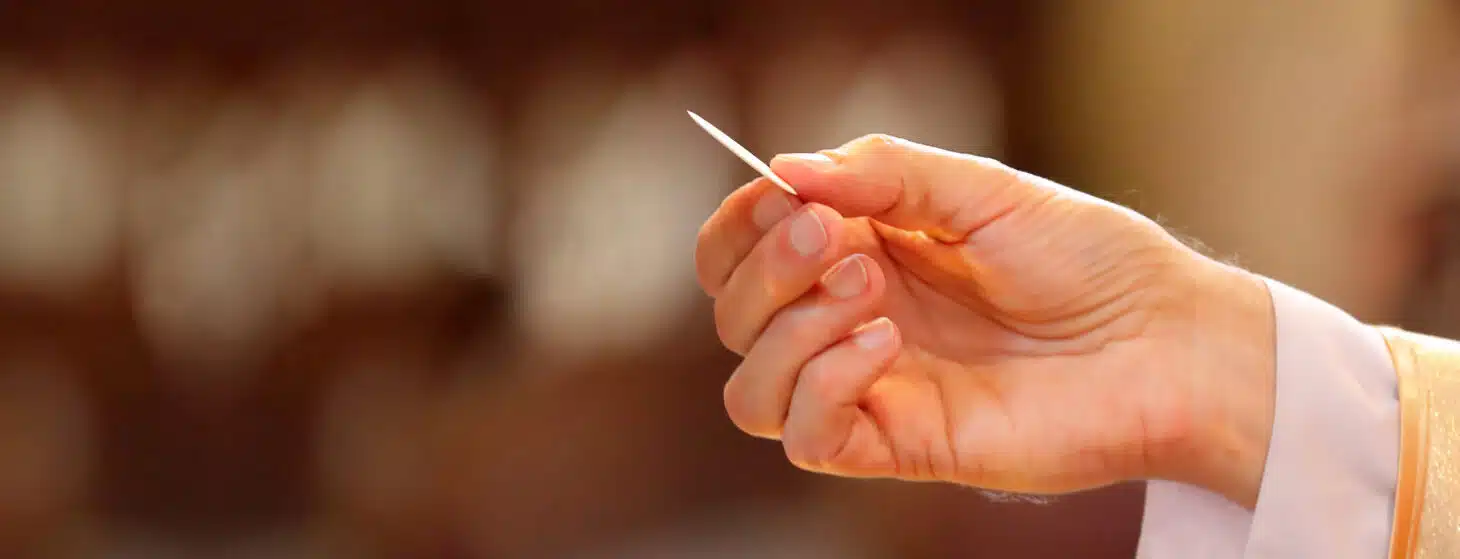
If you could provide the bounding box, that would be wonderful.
[0,0,1458,557]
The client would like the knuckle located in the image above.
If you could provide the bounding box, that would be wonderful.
[781,433,824,472]
[693,227,720,294]
[797,358,841,403]
[722,376,775,437]
[847,133,900,152]
[712,298,749,355]
[695,215,717,247]
[776,306,826,347]
[968,152,1010,170]
[721,378,753,432]
[839,133,910,164]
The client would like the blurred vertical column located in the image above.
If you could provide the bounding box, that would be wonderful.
[1037,0,1444,322]
[0,57,121,557]
[300,52,499,557]
[116,72,321,550]
[126,86,309,394]
[438,46,757,559]
[511,48,733,366]
[305,54,500,297]
[0,60,125,303]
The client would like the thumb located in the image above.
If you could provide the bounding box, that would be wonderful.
[769,134,1047,243]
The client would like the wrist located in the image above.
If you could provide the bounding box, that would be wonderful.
[1159,260,1277,509]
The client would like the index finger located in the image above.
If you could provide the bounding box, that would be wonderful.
[695,177,802,298]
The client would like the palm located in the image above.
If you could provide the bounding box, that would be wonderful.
[827,207,1193,494]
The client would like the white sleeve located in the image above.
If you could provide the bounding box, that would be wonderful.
[1136,279,1399,558]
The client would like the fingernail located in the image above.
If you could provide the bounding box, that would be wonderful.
[788,209,828,257]
[854,318,895,349]
[821,256,868,299]
[752,190,795,231]
[773,152,837,172]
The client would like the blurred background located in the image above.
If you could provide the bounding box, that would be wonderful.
[0,0,1459,557]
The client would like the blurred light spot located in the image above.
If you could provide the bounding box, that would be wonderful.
[308,58,500,292]
[0,71,122,295]
[749,33,863,151]
[513,51,733,358]
[130,99,309,389]
[831,33,1001,154]
[753,32,1001,156]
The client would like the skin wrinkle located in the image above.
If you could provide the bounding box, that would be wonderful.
[876,392,906,479]
[980,209,1111,315]
[876,222,987,310]
[822,402,860,472]
[834,136,1027,245]
[693,184,746,298]
[880,229,964,363]
[978,244,1169,345]
[922,431,937,481]
[931,364,961,484]
[881,242,1132,359]
[867,231,964,483]
[892,234,1148,360]
[964,356,1012,486]
[765,290,885,435]
[961,196,1064,309]
[876,313,973,485]
[957,233,1157,352]
[1104,370,1153,479]
[701,234,736,298]
[942,165,1027,242]
[717,234,839,356]
[796,331,880,468]
[713,298,745,355]
[1136,375,1171,483]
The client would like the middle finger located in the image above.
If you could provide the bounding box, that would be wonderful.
[713,203,852,354]
[695,177,802,298]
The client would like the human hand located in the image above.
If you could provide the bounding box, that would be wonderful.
[695,135,1276,508]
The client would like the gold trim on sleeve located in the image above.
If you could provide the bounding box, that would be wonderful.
[1380,327,1460,559]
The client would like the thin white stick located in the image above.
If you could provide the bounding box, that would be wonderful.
[686,111,798,196]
